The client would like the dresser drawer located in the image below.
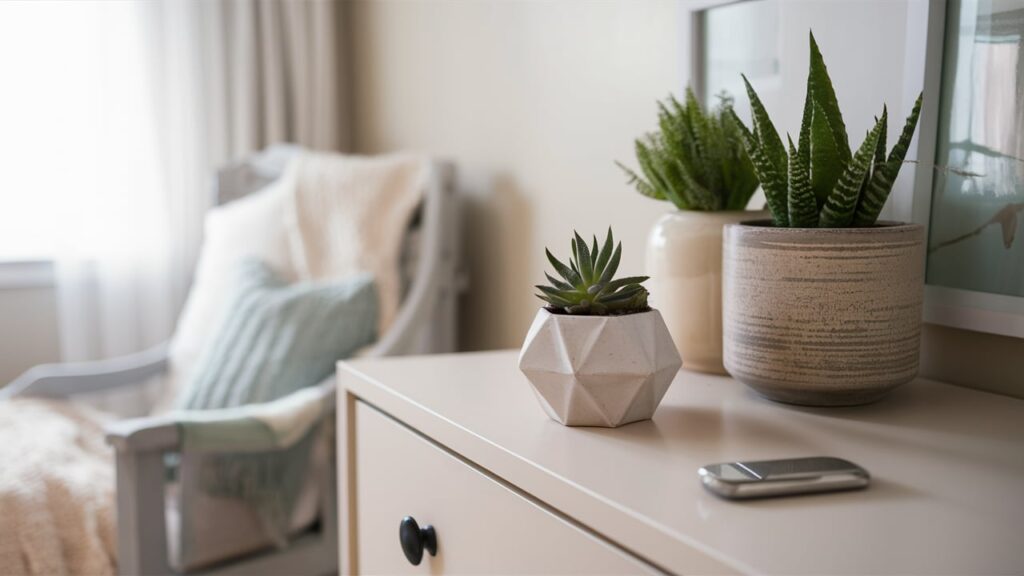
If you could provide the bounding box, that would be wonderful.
[352,401,656,575]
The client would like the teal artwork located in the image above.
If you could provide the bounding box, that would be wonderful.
[926,0,1024,298]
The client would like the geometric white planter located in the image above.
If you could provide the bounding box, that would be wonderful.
[518,308,682,427]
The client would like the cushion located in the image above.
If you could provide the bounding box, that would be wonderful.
[175,258,378,409]
[161,181,298,412]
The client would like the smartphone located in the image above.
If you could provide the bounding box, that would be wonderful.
[698,456,870,500]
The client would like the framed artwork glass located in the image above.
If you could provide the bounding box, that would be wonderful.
[912,0,1024,337]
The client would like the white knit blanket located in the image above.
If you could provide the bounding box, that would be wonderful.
[0,398,116,576]
[283,151,429,332]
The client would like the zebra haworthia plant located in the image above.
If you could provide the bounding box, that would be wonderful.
[618,88,759,211]
[730,31,923,228]
[537,228,650,315]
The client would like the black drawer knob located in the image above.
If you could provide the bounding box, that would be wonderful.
[399,516,437,566]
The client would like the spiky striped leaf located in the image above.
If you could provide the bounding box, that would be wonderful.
[819,116,884,228]
[853,94,922,226]
[874,106,888,170]
[808,31,851,161]
[798,78,813,175]
[787,136,817,227]
[730,108,789,226]
[810,99,844,207]
[742,74,787,176]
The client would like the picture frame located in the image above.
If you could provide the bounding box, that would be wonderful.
[907,0,1024,338]
[687,0,1024,338]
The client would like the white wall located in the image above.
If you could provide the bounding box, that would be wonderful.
[350,0,682,349]
[349,0,917,350]
[0,286,60,384]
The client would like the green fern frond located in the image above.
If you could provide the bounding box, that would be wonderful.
[619,88,759,212]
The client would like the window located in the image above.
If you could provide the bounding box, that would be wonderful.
[0,1,158,262]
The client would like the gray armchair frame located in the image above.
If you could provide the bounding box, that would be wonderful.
[1,149,462,575]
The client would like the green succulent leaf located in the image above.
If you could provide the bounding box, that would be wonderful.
[819,115,885,228]
[600,275,650,294]
[597,242,622,286]
[537,229,649,315]
[574,231,593,284]
[853,94,923,226]
[593,228,614,277]
[810,99,845,207]
[787,135,818,227]
[544,272,573,292]
[546,248,580,287]
[808,31,852,162]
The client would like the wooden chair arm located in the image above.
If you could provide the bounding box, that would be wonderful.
[2,342,170,400]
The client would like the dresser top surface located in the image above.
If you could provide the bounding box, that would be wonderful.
[338,351,1024,575]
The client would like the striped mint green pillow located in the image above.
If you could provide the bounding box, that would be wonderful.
[176,258,378,410]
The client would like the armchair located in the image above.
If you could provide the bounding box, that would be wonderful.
[1,148,463,575]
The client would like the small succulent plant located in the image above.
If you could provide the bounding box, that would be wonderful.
[618,88,759,211]
[537,229,649,315]
[730,31,923,228]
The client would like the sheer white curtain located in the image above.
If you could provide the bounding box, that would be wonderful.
[0,0,347,414]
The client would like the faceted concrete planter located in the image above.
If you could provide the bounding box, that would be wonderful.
[518,308,683,427]
[722,221,925,406]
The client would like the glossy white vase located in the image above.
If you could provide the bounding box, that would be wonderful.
[646,210,769,375]
[518,309,682,427]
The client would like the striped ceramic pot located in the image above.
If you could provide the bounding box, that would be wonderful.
[722,220,925,406]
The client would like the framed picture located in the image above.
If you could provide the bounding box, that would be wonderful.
[910,0,1024,338]
[688,0,1024,338]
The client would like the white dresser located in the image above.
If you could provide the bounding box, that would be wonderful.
[336,351,1024,575]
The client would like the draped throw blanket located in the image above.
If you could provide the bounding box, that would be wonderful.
[283,151,429,332]
[0,399,116,576]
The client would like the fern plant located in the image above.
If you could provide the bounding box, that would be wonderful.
[537,229,650,315]
[618,88,759,211]
[730,31,923,228]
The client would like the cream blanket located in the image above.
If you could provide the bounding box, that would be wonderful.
[0,399,116,576]
[283,151,429,332]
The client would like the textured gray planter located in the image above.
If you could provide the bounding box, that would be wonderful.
[722,221,925,406]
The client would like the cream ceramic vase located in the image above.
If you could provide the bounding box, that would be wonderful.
[518,309,682,427]
[722,221,925,406]
[646,210,769,374]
